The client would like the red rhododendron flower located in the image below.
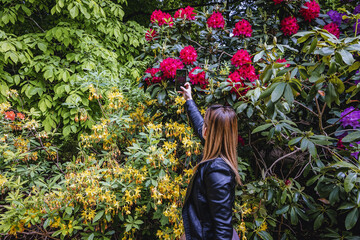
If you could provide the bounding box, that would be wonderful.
[17,112,25,120]
[160,58,184,79]
[337,138,345,149]
[207,12,225,29]
[180,46,197,65]
[4,111,15,121]
[174,6,196,20]
[150,10,174,26]
[189,67,208,88]
[300,0,320,22]
[233,19,253,37]
[144,68,162,85]
[323,23,340,38]
[273,0,284,4]
[238,135,245,146]
[231,49,252,67]
[276,58,290,67]
[285,179,291,185]
[280,16,299,36]
[227,65,257,96]
[145,29,158,41]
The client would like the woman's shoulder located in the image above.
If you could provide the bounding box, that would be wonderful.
[200,157,234,174]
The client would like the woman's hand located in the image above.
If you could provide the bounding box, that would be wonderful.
[179,82,192,101]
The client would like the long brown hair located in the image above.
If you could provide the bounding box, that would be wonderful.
[197,104,242,185]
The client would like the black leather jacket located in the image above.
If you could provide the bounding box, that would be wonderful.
[182,100,236,240]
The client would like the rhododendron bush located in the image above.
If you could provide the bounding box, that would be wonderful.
[139,1,360,239]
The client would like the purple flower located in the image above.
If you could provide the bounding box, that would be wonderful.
[340,107,360,128]
[354,5,360,14]
[350,141,360,159]
[355,70,360,85]
[327,10,345,26]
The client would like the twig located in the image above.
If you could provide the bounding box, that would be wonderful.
[323,107,357,130]
[265,149,301,176]
[293,155,311,180]
[294,100,318,117]
[26,17,45,33]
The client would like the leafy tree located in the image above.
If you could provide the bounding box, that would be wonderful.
[0,0,146,136]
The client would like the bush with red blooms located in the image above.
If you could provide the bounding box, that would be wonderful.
[145,29,158,42]
[144,68,162,85]
[207,12,225,29]
[174,6,196,20]
[189,67,208,88]
[233,19,253,37]
[160,58,184,79]
[231,50,252,67]
[280,16,299,36]
[273,0,284,4]
[4,111,15,121]
[323,22,340,38]
[150,9,173,26]
[180,46,197,65]
[299,0,320,22]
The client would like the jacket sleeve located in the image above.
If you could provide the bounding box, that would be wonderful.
[204,165,235,239]
[185,99,205,145]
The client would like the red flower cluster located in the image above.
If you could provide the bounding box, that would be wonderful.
[273,0,284,4]
[238,135,245,146]
[233,19,252,37]
[227,65,257,96]
[323,23,340,38]
[4,111,24,121]
[189,67,208,88]
[150,10,174,26]
[160,58,184,79]
[144,68,162,85]
[300,0,320,22]
[207,12,225,29]
[145,29,158,42]
[174,6,196,20]
[180,46,197,65]
[276,58,290,67]
[231,49,252,67]
[280,16,299,36]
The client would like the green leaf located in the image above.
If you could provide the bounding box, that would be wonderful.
[314,213,324,230]
[345,208,359,230]
[43,218,50,229]
[342,131,360,142]
[339,50,355,65]
[257,231,273,240]
[93,210,104,223]
[290,207,298,225]
[306,174,321,186]
[344,172,357,193]
[284,84,294,104]
[271,82,286,102]
[88,233,94,240]
[276,205,289,215]
[65,207,72,215]
[252,123,273,134]
[307,37,317,55]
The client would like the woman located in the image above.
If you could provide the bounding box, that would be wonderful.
[179,82,241,240]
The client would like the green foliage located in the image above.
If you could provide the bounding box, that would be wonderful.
[0,0,146,138]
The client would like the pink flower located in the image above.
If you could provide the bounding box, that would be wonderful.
[337,138,345,149]
[276,58,290,67]
[273,0,284,4]
[4,111,15,121]
[280,16,299,36]
[145,29,158,42]
[160,58,184,79]
[232,19,253,37]
[180,46,197,65]
[231,49,252,67]
[174,6,196,20]
[323,23,340,38]
[300,0,320,22]
[150,10,174,26]
[189,67,208,88]
[285,179,291,185]
[207,12,225,29]
[144,68,162,85]
[237,64,258,82]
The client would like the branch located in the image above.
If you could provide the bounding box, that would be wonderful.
[265,148,302,176]
[294,100,318,117]
[26,17,45,33]
[323,107,357,130]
